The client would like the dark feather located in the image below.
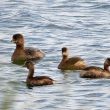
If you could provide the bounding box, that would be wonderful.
[66,57,84,64]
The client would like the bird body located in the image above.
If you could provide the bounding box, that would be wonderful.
[11,34,45,65]
[58,47,87,70]
[24,61,54,88]
[80,58,110,78]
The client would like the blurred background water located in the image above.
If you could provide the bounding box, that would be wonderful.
[0,0,110,110]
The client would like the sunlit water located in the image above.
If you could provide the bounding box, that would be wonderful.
[0,0,110,110]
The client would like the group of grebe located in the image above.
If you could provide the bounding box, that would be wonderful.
[11,33,110,87]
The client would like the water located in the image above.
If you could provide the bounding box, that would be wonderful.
[0,0,110,110]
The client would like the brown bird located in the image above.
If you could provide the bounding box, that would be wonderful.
[80,58,110,78]
[24,61,54,88]
[11,33,45,65]
[58,47,87,70]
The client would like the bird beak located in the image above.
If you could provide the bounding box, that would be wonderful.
[22,64,26,67]
[11,40,17,43]
[23,61,26,67]
[108,66,110,72]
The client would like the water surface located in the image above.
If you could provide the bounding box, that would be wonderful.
[0,0,110,110]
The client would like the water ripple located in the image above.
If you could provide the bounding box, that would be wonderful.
[0,0,110,110]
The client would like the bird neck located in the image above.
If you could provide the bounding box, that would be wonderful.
[62,51,69,60]
[104,63,109,72]
[16,44,24,50]
[62,55,68,61]
[27,68,34,78]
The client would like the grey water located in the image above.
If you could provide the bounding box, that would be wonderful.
[0,0,110,110]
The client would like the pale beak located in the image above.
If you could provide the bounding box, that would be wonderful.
[23,61,27,67]
[23,64,26,67]
[11,40,17,43]
[108,66,110,72]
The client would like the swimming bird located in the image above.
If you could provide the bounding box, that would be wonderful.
[80,58,110,78]
[11,33,45,65]
[24,60,54,87]
[58,47,87,70]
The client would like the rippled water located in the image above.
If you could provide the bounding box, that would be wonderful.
[0,0,110,110]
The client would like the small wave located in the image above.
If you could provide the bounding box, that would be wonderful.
[44,23,73,30]
[90,4,110,9]
[51,4,79,9]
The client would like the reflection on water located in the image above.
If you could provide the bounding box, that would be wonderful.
[0,0,110,110]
